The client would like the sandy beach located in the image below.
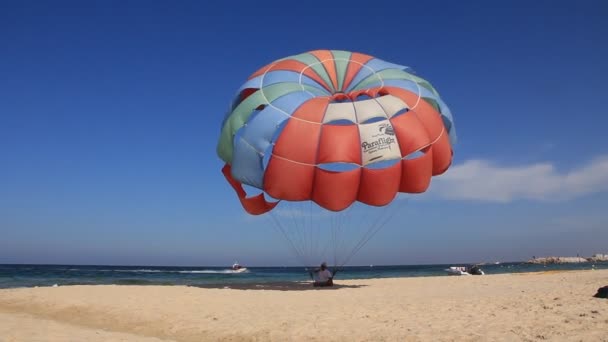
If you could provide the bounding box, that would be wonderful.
[1,269,607,342]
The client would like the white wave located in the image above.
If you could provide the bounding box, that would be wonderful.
[178,269,250,274]
[65,269,170,273]
[64,269,250,274]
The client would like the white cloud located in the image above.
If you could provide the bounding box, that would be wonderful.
[428,155,608,202]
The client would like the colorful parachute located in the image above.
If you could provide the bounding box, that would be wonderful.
[217,49,456,216]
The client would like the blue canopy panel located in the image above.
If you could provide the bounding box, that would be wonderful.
[231,91,315,188]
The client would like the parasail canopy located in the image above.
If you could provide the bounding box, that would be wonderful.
[217,49,456,216]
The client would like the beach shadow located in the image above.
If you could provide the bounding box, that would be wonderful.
[189,282,367,291]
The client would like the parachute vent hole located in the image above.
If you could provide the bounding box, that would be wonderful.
[331,93,351,103]
[361,116,387,125]
[317,162,359,172]
[325,119,356,126]
[364,159,400,170]
[233,88,258,109]
[404,147,430,160]
[355,93,373,101]
[391,108,410,119]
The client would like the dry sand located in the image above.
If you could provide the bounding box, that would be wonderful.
[1,269,607,341]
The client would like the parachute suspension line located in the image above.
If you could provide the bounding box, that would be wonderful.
[268,201,331,268]
[301,202,315,267]
[331,212,339,267]
[360,198,409,265]
[267,211,303,265]
[312,201,323,264]
[345,204,392,265]
[267,210,309,268]
[330,203,357,269]
[287,202,310,266]
[289,202,302,263]
[311,203,322,264]
[330,210,339,268]
[308,201,314,262]
[336,205,385,268]
[330,208,340,267]
[266,196,409,270]
[339,198,411,268]
[303,201,316,265]
[336,205,354,265]
[336,203,363,266]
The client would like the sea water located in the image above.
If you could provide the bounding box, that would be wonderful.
[1,262,607,289]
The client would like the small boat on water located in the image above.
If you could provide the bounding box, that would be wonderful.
[232,262,248,273]
[445,265,484,276]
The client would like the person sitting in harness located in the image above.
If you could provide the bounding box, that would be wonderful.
[311,262,335,287]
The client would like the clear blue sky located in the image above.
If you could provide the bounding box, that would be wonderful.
[1,0,607,266]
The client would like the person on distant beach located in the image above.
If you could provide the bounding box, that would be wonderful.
[311,262,334,287]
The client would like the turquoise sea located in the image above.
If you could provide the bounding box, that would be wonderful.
[1,262,607,289]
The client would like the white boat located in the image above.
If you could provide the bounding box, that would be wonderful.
[445,266,471,276]
[445,265,484,276]
[231,262,247,273]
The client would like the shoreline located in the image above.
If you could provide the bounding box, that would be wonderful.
[1,269,607,341]
[2,266,606,290]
